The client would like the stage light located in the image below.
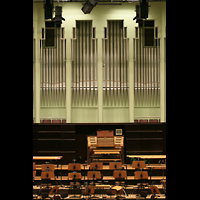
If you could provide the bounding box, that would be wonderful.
[52,6,65,27]
[133,0,149,23]
[81,0,98,14]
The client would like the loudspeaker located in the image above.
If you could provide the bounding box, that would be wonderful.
[140,0,148,19]
[81,0,98,14]
[44,0,53,19]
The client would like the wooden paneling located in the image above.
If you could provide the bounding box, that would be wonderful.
[125,123,166,162]
[33,123,166,164]
[33,124,76,164]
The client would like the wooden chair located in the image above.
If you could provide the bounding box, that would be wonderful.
[68,172,82,180]
[52,120,61,123]
[33,162,36,179]
[68,163,81,171]
[89,162,103,170]
[149,119,158,123]
[113,170,127,188]
[68,172,82,197]
[82,186,95,198]
[109,162,122,170]
[139,119,148,123]
[134,171,149,189]
[132,161,145,169]
[87,171,101,180]
[41,164,55,188]
[134,171,148,180]
[42,120,51,123]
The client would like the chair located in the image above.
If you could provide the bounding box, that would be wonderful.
[140,190,148,198]
[33,162,36,180]
[106,189,114,199]
[68,173,82,197]
[150,185,161,194]
[38,188,49,200]
[139,119,148,123]
[134,171,149,189]
[87,171,102,188]
[68,163,82,197]
[41,164,55,188]
[52,120,61,123]
[132,161,145,169]
[68,163,81,171]
[42,120,51,123]
[60,192,68,199]
[82,186,95,199]
[53,195,61,200]
[89,162,103,170]
[109,162,122,170]
[113,170,127,189]
[134,171,148,180]
[149,119,158,123]
[41,192,48,200]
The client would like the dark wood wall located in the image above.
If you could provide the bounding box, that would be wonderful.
[33,123,166,164]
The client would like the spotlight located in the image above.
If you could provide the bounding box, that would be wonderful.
[81,0,98,14]
[133,0,149,23]
[52,6,65,27]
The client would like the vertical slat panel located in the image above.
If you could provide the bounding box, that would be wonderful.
[158,38,160,106]
[134,25,160,109]
[154,45,157,106]
[117,24,120,106]
[86,21,90,105]
[134,38,137,107]
[40,27,66,108]
[71,20,98,107]
[102,20,129,107]
[94,37,98,105]
[107,24,110,106]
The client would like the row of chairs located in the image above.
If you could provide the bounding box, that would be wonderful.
[134,119,160,123]
[33,119,66,123]
[33,161,149,180]
[33,161,155,199]
[33,119,160,123]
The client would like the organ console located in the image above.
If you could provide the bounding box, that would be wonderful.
[87,130,124,164]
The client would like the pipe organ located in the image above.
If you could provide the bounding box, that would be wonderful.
[71,20,98,107]
[36,20,161,120]
[133,25,160,107]
[102,20,129,107]
[40,27,66,107]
